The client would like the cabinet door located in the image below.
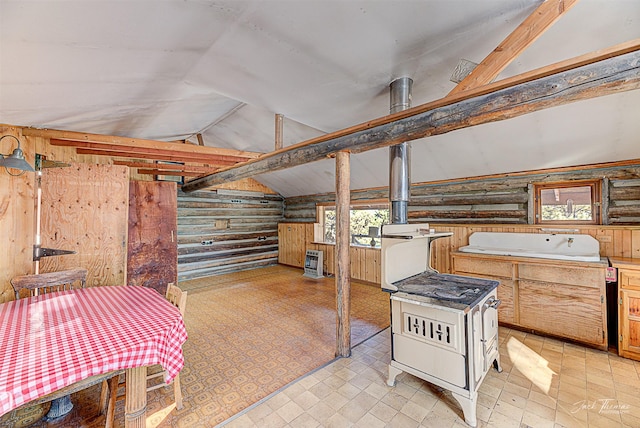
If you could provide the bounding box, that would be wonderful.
[519,280,606,348]
[278,223,309,267]
[620,289,640,358]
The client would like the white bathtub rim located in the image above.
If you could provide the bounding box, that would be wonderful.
[458,245,601,262]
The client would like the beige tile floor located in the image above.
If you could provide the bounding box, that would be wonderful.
[224,327,640,428]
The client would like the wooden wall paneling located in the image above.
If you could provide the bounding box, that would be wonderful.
[39,163,129,287]
[0,128,35,303]
[127,181,177,294]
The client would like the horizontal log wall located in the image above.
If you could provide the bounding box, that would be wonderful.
[285,165,640,224]
[177,189,284,281]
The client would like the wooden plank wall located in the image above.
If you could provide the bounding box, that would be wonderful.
[177,189,284,281]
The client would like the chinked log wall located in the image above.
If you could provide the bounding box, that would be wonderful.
[282,163,640,278]
[177,189,284,281]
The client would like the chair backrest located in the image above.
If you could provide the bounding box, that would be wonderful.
[10,268,88,300]
[165,283,187,316]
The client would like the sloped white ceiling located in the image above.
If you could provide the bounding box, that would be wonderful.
[1,0,639,197]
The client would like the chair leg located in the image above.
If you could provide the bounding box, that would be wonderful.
[99,380,109,415]
[104,375,119,428]
[173,373,183,410]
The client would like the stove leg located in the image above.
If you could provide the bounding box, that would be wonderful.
[451,391,477,428]
[387,364,403,387]
[493,356,503,373]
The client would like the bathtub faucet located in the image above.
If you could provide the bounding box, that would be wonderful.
[567,237,574,247]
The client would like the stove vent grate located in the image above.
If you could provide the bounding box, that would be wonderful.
[404,313,456,349]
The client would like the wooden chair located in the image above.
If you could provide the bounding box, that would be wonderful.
[106,283,187,425]
[9,268,120,427]
[10,268,88,300]
[146,283,187,409]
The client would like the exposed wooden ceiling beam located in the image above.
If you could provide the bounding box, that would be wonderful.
[449,0,579,95]
[74,147,241,166]
[182,39,640,193]
[22,127,262,159]
[136,169,206,177]
[112,161,218,173]
[49,138,248,164]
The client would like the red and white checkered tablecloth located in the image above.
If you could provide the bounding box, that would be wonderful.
[0,285,188,415]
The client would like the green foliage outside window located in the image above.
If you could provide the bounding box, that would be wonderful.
[323,208,389,246]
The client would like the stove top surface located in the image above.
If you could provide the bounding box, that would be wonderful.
[391,271,498,308]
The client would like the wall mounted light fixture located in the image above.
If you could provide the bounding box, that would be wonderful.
[0,135,35,174]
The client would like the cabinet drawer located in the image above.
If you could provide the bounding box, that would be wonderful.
[620,270,640,291]
[518,263,604,288]
[452,256,513,279]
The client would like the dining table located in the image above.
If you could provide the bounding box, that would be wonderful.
[0,285,188,428]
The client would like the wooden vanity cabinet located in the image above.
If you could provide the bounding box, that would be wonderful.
[452,252,608,350]
[610,258,640,361]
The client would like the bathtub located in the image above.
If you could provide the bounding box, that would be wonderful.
[458,232,601,262]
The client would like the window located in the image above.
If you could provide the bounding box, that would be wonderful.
[534,180,601,224]
[317,202,389,247]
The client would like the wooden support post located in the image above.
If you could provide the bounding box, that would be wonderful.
[275,114,284,151]
[124,367,147,428]
[196,133,205,146]
[335,150,351,358]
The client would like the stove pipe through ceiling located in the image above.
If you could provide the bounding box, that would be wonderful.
[389,77,412,224]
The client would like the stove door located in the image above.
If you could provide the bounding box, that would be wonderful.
[482,296,500,372]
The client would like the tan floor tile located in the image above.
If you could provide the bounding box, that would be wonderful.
[323,391,350,411]
[528,389,558,410]
[477,391,499,410]
[305,401,337,425]
[275,400,304,423]
[498,389,527,409]
[325,412,354,428]
[525,398,557,420]
[486,409,521,428]
[501,380,530,399]
[400,400,431,423]
[621,411,640,427]
[291,390,320,410]
[369,400,398,423]
[381,390,409,411]
[522,409,556,428]
[555,406,589,428]
[257,410,288,428]
[587,409,622,427]
[494,398,524,421]
[289,412,321,428]
[354,412,386,428]
[266,392,291,411]
[478,381,502,399]
[421,410,456,427]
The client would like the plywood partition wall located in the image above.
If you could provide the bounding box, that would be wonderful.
[39,163,129,287]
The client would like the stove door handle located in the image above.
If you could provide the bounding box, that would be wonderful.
[484,297,501,309]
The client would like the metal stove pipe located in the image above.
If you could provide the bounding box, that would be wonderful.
[389,77,412,224]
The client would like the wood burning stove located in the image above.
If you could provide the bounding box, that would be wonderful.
[382,223,502,427]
